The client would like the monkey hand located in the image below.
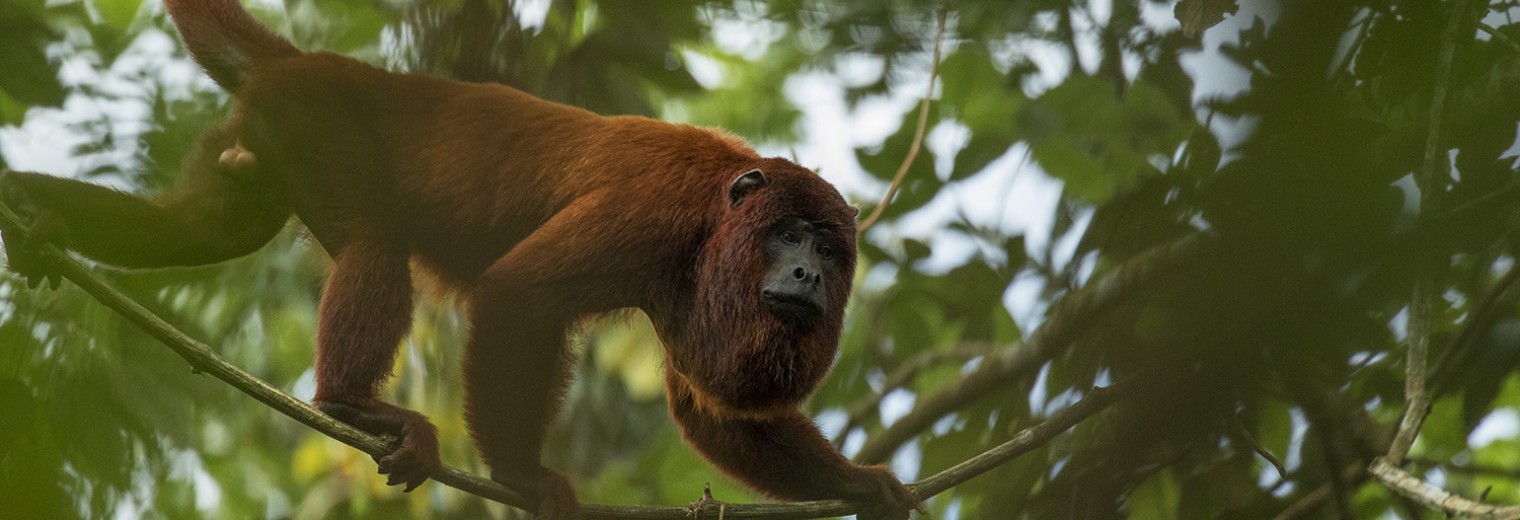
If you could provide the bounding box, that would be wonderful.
[844,465,921,520]
[0,171,66,290]
[490,466,582,520]
[316,401,442,492]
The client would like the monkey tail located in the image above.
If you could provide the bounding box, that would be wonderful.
[162,0,300,91]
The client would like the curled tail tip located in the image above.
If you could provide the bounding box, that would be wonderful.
[163,0,299,91]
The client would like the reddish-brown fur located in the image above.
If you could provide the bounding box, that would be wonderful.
[0,1,916,518]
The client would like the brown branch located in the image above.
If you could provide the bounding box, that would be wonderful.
[1386,0,1475,467]
[857,3,947,236]
[1370,458,1520,518]
[853,233,1208,464]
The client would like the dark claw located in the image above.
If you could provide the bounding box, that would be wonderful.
[316,400,440,492]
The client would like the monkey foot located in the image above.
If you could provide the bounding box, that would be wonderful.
[316,400,442,492]
[490,467,582,520]
[848,465,921,520]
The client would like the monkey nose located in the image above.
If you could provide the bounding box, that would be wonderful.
[791,266,821,285]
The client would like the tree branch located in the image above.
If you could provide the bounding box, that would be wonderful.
[853,233,1208,464]
[1370,458,1520,518]
[1411,457,1520,480]
[1233,413,1287,479]
[1385,0,1474,467]
[857,2,947,236]
[1478,22,1520,53]
[1429,259,1520,394]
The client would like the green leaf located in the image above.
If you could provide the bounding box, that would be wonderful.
[93,0,142,32]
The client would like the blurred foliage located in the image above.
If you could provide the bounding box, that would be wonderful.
[5,0,1520,519]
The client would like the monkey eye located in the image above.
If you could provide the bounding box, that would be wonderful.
[780,230,800,245]
[817,244,834,259]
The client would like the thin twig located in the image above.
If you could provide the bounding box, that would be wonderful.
[1232,414,1287,479]
[1385,0,1473,467]
[1478,22,1520,53]
[1411,457,1520,480]
[1430,261,1520,393]
[857,3,948,236]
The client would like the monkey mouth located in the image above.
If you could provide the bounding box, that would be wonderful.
[764,294,822,326]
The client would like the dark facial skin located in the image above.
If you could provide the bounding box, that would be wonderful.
[761,218,841,326]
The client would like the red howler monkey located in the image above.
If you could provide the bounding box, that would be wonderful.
[0,1,916,519]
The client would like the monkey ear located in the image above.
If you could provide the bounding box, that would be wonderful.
[849,205,861,218]
[729,169,767,207]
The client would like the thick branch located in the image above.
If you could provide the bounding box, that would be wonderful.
[1369,458,1520,518]
[853,233,1207,464]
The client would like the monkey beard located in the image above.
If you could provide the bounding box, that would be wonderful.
[671,257,842,420]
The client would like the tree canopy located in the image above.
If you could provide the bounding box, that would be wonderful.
[4,0,1520,518]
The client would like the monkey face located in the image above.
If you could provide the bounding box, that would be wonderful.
[760,218,842,326]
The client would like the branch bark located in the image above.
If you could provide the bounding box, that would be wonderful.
[1369,458,1520,519]
[1384,0,1475,469]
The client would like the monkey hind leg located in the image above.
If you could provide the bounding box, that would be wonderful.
[0,127,289,271]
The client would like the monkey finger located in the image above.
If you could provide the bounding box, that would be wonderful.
[402,474,425,492]
[377,453,400,474]
[378,452,427,492]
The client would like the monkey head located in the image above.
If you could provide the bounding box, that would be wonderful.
[677,159,858,418]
